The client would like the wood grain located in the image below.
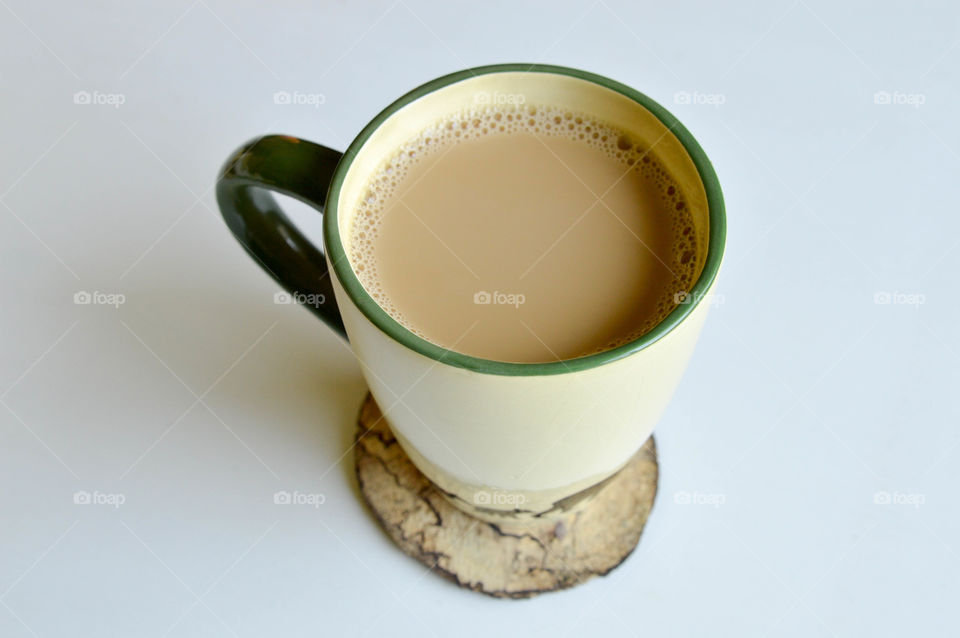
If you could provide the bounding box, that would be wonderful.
[354,394,659,599]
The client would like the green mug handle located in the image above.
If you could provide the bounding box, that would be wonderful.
[216,135,347,338]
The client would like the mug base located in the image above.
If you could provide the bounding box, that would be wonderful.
[353,393,659,598]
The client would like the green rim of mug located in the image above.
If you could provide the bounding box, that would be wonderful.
[322,63,726,376]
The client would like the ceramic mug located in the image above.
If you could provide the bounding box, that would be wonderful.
[216,64,725,522]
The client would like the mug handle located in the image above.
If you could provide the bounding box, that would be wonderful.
[216,135,347,338]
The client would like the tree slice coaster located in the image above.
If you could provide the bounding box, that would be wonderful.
[354,393,659,599]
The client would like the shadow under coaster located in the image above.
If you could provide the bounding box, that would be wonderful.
[353,393,659,599]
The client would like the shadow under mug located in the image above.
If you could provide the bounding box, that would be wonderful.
[216,64,726,522]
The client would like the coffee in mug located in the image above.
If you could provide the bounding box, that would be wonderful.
[348,104,702,363]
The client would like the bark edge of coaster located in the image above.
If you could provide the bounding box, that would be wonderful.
[353,393,659,599]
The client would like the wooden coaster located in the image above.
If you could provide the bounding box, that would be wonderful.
[354,393,659,599]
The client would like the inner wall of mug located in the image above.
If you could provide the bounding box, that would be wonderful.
[336,71,711,308]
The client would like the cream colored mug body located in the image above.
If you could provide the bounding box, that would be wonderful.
[217,64,726,522]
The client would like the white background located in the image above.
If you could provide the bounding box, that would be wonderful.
[1,1,957,636]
